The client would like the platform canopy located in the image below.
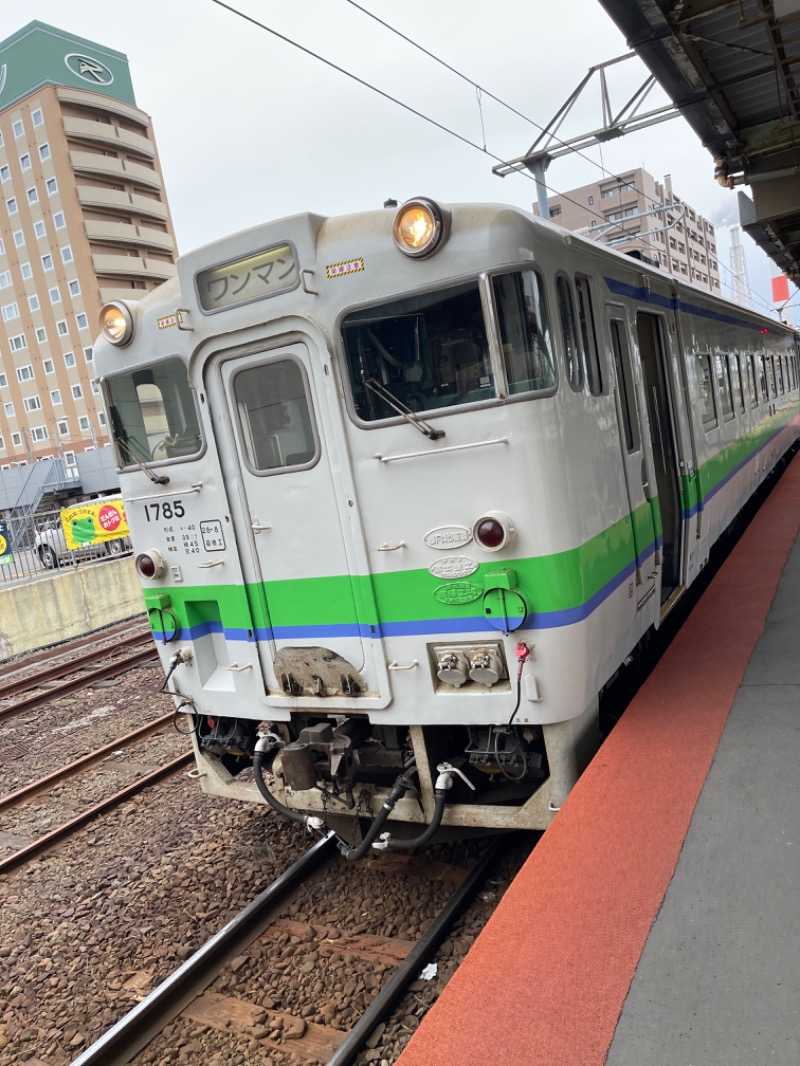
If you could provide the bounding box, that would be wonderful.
[598,0,800,283]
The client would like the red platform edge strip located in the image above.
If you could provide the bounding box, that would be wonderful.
[399,453,800,1066]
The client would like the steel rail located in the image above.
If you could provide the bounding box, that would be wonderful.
[0,645,158,723]
[0,631,154,698]
[0,712,174,814]
[68,833,338,1066]
[0,619,150,680]
[324,833,510,1066]
[0,751,193,875]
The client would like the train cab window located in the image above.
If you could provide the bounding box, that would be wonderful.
[696,353,717,428]
[746,355,758,407]
[492,269,555,394]
[342,281,494,421]
[574,275,603,395]
[556,273,582,391]
[232,359,317,473]
[105,358,202,467]
[714,354,734,420]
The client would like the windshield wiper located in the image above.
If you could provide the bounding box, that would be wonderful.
[116,437,170,485]
[364,379,444,440]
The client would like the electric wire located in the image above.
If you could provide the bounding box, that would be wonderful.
[210,0,794,317]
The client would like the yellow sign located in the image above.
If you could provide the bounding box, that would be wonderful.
[61,498,130,550]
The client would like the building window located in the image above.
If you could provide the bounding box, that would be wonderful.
[4,402,14,417]
[588,195,594,205]
[53,211,65,229]
[31,426,48,442]
[2,302,20,322]
[39,143,51,161]
[20,154,31,172]
[13,230,24,248]
[24,396,42,413]
[11,432,22,447]
[34,221,46,238]
[78,416,90,432]
[76,313,88,330]
[57,320,69,336]
[6,197,17,215]
[601,188,617,199]
[51,389,62,405]
[43,359,54,374]
[550,205,562,217]
[41,254,53,271]
[83,346,93,363]
[9,334,27,351]
[98,411,107,427]
[72,384,83,400]
[0,165,10,182]
[35,327,47,343]
[61,245,74,264]
[0,237,4,254]
[91,380,100,394]
[49,287,61,305]
[20,262,32,280]
[32,109,43,128]
[0,373,6,387]
[13,120,23,138]
[46,177,57,196]
[0,271,10,289]
[68,280,80,297]
[58,420,69,436]
[16,365,34,382]
[0,434,4,450]
[30,297,41,314]
[27,187,38,205]
[64,450,75,465]
[64,351,76,368]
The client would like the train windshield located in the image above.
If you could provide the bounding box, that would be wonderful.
[104,358,202,467]
[342,281,494,421]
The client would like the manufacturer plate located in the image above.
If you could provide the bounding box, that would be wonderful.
[428,556,479,580]
[424,525,472,550]
[433,582,482,605]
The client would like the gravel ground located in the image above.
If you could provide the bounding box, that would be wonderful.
[0,645,533,1066]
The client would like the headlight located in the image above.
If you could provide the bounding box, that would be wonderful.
[393,198,448,258]
[99,302,134,347]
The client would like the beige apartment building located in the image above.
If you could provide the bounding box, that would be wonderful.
[535,168,721,296]
[0,21,177,473]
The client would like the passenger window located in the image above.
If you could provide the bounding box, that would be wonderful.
[746,355,758,407]
[556,273,582,391]
[767,356,777,398]
[714,354,734,420]
[233,359,317,473]
[697,353,717,428]
[492,269,555,394]
[729,355,745,412]
[758,355,768,400]
[609,318,639,452]
[778,357,786,394]
[575,275,603,395]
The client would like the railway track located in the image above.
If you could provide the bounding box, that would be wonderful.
[0,618,150,683]
[69,833,511,1066]
[0,633,158,724]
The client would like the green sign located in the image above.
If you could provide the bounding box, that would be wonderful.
[0,21,135,110]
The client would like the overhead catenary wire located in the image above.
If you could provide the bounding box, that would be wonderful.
[210,0,790,317]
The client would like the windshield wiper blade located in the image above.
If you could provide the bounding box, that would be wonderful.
[364,379,444,440]
[116,437,170,485]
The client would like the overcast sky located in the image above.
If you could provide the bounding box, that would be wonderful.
[7,0,799,320]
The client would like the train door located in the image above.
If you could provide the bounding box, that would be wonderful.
[607,307,658,611]
[211,342,366,689]
[636,312,683,608]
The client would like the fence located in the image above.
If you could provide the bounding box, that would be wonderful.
[0,505,130,584]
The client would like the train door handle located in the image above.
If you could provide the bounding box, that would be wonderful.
[251,521,272,533]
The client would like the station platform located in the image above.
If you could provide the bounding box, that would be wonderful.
[398,452,800,1066]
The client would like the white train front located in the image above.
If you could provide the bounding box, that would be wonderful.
[93,198,800,856]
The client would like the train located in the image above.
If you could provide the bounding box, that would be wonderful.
[93,197,800,857]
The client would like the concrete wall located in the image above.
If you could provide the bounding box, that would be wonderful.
[0,558,146,660]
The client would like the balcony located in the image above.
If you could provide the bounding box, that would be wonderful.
[85,219,175,254]
[63,116,155,159]
[76,185,168,222]
[70,151,162,191]
[57,87,152,129]
[92,254,177,282]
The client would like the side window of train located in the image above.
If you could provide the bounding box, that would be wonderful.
[714,353,734,420]
[767,356,777,398]
[746,354,758,407]
[757,354,768,400]
[492,269,555,395]
[574,274,603,395]
[232,358,318,474]
[778,357,786,394]
[609,317,639,452]
[729,354,745,412]
[556,273,582,391]
[696,353,717,429]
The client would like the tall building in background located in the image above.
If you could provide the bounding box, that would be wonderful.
[534,168,721,297]
[0,21,177,473]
